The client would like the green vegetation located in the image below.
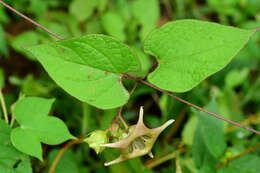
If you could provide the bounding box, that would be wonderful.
[0,0,259,173]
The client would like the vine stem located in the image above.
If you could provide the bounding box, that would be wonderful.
[0,0,64,40]
[113,82,138,129]
[1,1,259,135]
[48,136,85,173]
[124,74,260,135]
[0,90,8,124]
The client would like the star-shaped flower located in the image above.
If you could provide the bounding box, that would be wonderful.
[101,106,175,166]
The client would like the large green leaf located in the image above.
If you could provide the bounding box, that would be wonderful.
[144,20,254,92]
[0,119,32,173]
[10,97,75,160]
[27,35,140,109]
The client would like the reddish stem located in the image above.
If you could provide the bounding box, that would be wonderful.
[124,74,260,135]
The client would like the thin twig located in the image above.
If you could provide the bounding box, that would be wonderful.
[0,0,64,40]
[124,74,260,135]
[10,103,16,127]
[113,82,138,128]
[48,136,85,173]
[119,115,128,129]
[216,143,260,169]
[0,90,8,124]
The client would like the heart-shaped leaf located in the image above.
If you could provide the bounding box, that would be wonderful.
[144,20,254,92]
[10,97,75,160]
[27,35,141,109]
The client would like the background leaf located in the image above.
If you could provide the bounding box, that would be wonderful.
[133,0,160,41]
[144,20,254,92]
[11,97,74,160]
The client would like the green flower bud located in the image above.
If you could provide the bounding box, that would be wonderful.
[84,130,108,154]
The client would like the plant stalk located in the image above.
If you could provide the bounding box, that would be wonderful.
[124,74,260,135]
[0,90,8,124]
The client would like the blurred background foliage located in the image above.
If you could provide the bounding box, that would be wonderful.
[0,0,259,173]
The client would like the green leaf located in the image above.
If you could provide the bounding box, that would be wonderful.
[193,99,226,160]
[10,97,75,160]
[218,154,260,173]
[144,20,254,92]
[192,127,217,170]
[181,115,198,146]
[133,0,160,41]
[0,119,32,173]
[69,0,99,21]
[27,35,140,109]
[225,68,249,89]
[0,5,9,23]
[102,11,126,41]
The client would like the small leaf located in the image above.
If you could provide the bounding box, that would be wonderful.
[133,0,160,41]
[10,97,75,160]
[0,119,32,173]
[193,99,226,160]
[84,130,108,154]
[27,35,140,109]
[225,68,249,89]
[181,115,198,146]
[69,0,100,21]
[102,11,126,41]
[144,20,254,92]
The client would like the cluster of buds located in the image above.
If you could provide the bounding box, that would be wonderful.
[84,106,175,166]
